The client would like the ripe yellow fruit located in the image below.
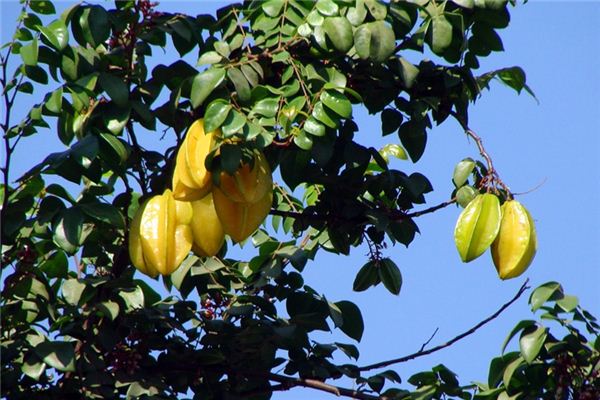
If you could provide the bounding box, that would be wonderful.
[172,119,218,200]
[454,193,501,262]
[213,186,273,243]
[216,150,273,203]
[491,200,537,280]
[128,190,193,277]
[189,193,225,257]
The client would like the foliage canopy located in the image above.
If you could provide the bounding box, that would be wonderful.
[1,1,598,399]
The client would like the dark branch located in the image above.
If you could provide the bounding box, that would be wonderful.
[267,373,387,400]
[358,279,530,372]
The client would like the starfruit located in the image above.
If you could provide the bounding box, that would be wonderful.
[215,150,273,203]
[213,186,273,243]
[491,200,537,280]
[454,193,501,262]
[128,189,193,277]
[172,119,218,201]
[189,193,225,257]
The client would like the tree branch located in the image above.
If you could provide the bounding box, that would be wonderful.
[357,279,530,372]
[266,373,386,400]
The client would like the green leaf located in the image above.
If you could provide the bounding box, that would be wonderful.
[198,51,223,65]
[379,143,407,161]
[191,67,226,108]
[53,207,84,253]
[453,157,475,187]
[44,87,63,114]
[170,255,197,291]
[381,108,403,135]
[227,67,251,103]
[529,281,562,311]
[353,260,380,291]
[556,295,578,312]
[501,319,536,353]
[336,300,364,341]
[97,301,120,320]
[316,0,339,16]
[30,1,56,14]
[21,354,46,380]
[20,36,38,66]
[102,106,130,135]
[452,0,474,8]
[61,279,86,306]
[35,341,76,372]
[39,251,68,279]
[80,202,125,229]
[204,99,232,132]
[354,21,396,63]
[80,6,110,48]
[456,185,478,208]
[262,0,285,17]
[219,143,242,174]
[519,324,547,364]
[304,117,326,137]
[398,58,419,89]
[118,286,145,311]
[252,97,279,118]
[321,90,352,118]
[502,355,524,388]
[99,133,129,165]
[379,258,402,295]
[429,15,453,54]
[312,101,338,128]
[221,109,246,137]
[38,19,69,50]
[498,66,537,99]
[293,130,313,150]
[24,65,48,84]
[322,17,353,53]
[99,73,129,107]
[398,120,427,162]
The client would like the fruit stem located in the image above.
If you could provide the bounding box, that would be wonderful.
[450,112,512,198]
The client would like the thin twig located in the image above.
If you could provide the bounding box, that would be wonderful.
[404,198,456,219]
[419,327,439,352]
[266,373,386,400]
[357,279,530,372]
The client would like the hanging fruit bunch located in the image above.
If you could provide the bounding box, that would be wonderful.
[129,119,273,277]
[451,134,537,280]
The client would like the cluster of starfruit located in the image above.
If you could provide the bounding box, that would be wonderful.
[454,193,537,280]
[129,119,273,277]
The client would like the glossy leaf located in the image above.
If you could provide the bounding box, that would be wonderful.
[322,17,353,53]
[191,68,226,108]
[335,300,364,342]
[353,260,379,292]
[204,99,232,132]
[378,258,402,295]
[35,341,76,372]
[53,207,85,254]
[38,19,69,50]
[519,324,547,364]
[99,73,129,107]
[321,90,352,118]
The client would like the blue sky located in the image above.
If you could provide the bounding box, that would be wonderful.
[1,1,599,398]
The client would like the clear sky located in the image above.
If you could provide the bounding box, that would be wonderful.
[1,1,599,398]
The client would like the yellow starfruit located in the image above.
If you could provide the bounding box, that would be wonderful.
[213,186,273,243]
[491,200,537,280]
[128,189,193,277]
[189,193,225,257]
[454,193,501,262]
[172,119,218,200]
[216,150,273,203]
